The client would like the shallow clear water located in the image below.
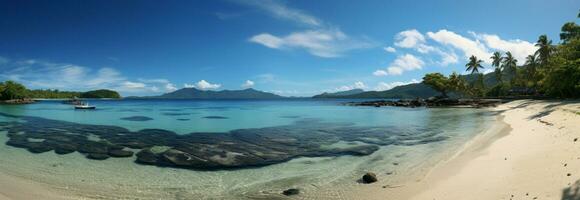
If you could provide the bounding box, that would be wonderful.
[0,99,496,199]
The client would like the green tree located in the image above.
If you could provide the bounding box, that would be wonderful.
[465,55,484,74]
[1,81,28,100]
[448,71,466,94]
[502,52,518,86]
[422,73,450,97]
[560,22,580,44]
[490,51,504,84]
[535,35,553,67]
[524,54,539,87]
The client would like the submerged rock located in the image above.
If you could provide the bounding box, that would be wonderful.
[203,116,228,119]
[120,116,153,121]
[87,153,110,160]
[108,149,134,157]
[282,188,300,196]
[362,172,378,184]
[0,112,450,170]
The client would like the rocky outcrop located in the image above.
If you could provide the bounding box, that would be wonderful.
[346,98,504,108]
[1,99,35,104]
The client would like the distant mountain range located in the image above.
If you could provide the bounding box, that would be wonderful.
[312,89,365,98]
[153,88,283,99]
[313,83,439,99]
[312,71,508,99]
[132,71,505,100]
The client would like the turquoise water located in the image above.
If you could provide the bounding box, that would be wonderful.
[0,99,496,199]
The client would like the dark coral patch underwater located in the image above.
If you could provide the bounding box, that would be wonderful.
[0,112,448,170]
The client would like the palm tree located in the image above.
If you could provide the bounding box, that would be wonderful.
[524,54,539,85]
[490,51,503,84]
[465,55,484,74]
[534,35,552,67]
[502,51,518,86]
[448,71,466,94]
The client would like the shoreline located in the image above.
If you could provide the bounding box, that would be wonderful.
[377,100,580,199]
[0,100,578,199]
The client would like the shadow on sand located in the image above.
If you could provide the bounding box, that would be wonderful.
[562,180,580,200]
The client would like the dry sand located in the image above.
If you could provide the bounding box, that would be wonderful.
[1,100,579,200]
[374,100,580,200]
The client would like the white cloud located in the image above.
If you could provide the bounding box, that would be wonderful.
[191,80,221,90]
[475,33,537,65]
[241,80,255,88]
[0,57,176,95]
[335,81,366,91]
[395,29,425,48]
[249,34,284,48]
[438,51,459,66]
[183,83,195,88]
[164,83,177,92]
[427,29,491,63]
[384,46,396,53]
[374,54,425,76]
[237,0,321,26]
[373,70,388,76]
[375,79,420,91]
[250,29,372,58]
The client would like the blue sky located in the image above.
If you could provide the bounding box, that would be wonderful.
[0,0,578,96]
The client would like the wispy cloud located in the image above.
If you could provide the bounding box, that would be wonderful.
[0,57,177,95]
[250,29,373,58]
[243,0,375,58]
[235,0,321,26]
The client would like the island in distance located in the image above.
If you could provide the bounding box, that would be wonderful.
[129,88,283,99]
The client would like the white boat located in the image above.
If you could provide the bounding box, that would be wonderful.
[74,103,96,110]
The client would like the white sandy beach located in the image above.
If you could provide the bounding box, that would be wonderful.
[368,100,580,200]
[0,100,579,200]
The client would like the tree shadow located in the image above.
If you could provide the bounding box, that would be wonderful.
[528,101,577,120]
[562,180,580,200]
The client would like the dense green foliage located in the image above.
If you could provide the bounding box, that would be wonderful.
[422,10,580,99]
[80,89,121,99]
[422,73,450,97]
[0,81,28,100]
[0,81,121,100]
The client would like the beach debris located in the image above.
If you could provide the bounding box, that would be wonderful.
[392,162,399,166]
[565,163,568,167]
[282,188,300,196]
[362,172,378,184]
[574,138,578,142]
[537,119,553,126]
[568,173,572,176]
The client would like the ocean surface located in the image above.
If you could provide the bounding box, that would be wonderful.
[0,99,496,199]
